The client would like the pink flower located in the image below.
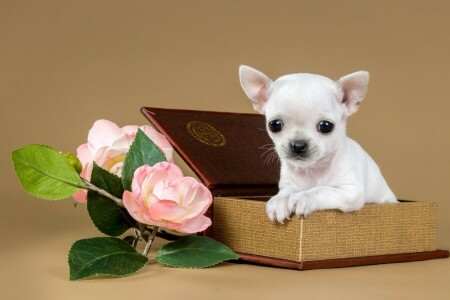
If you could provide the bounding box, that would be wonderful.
[123,162,212,234]
[73,119,173,203]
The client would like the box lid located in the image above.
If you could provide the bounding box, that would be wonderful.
[141,107,279,197]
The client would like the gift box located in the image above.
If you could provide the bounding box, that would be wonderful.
[141,107,449,270]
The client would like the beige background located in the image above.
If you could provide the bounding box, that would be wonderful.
[1,1,449,299]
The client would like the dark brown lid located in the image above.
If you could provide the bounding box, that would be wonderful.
[141,107,279,197]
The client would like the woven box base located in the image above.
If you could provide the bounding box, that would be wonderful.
[212,198,449,269]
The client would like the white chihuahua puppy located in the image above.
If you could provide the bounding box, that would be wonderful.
[239,65,397,223]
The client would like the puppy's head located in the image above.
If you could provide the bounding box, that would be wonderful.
[239,65,369,168]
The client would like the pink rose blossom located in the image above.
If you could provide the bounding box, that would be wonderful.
[123,162,212,234]
[73,119,173,203]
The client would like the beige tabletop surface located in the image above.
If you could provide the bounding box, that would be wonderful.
[2,195,450,300]
[1,1,450,299]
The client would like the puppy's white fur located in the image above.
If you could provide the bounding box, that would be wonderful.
[239,65,397,223]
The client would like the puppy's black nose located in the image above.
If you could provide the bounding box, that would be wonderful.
[290,140,309,154]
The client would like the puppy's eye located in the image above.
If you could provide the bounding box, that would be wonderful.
[317,120,334,134]
[268,119,283,133]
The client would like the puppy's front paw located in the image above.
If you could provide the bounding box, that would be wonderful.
[266,195,291,224]
[288,191,313,217]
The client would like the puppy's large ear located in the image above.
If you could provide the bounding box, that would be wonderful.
[239,65,273,114]
[336,71,369,116]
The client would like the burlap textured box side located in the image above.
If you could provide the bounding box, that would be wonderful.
[213,198,438,262]
[300,201,437,261]
[213,197,301,261]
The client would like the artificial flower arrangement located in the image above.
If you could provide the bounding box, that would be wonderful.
[12,120,239,280]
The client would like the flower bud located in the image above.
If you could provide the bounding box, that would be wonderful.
[62,152,82,174]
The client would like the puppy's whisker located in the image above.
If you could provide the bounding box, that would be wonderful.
[259,143,276,161]
[262,149,274,165]
[265,153,273,165]
[261,147,275,158]
[272,153,280,164]
[263,149,279,165]
[259,143,275,150]
[265,154,274,165]
[260,147,276,160]
[271,152,280,164]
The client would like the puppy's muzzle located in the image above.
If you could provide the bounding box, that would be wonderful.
[290,140,309,157]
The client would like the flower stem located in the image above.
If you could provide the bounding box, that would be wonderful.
[82,179,124,207]
[143,226,159,257]
[138,223,149,241]
[132,229,141,248]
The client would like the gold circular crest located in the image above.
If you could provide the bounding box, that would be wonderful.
[186,121,227,147]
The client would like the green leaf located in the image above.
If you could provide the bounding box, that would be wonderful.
[155,235,240,268]
[68,237,148,280]
[87,164,135,236]
[12,144,85,200]
[89,163,125,199]
[121,129,166,191]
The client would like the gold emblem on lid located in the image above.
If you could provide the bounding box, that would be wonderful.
[187,121,227,147]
